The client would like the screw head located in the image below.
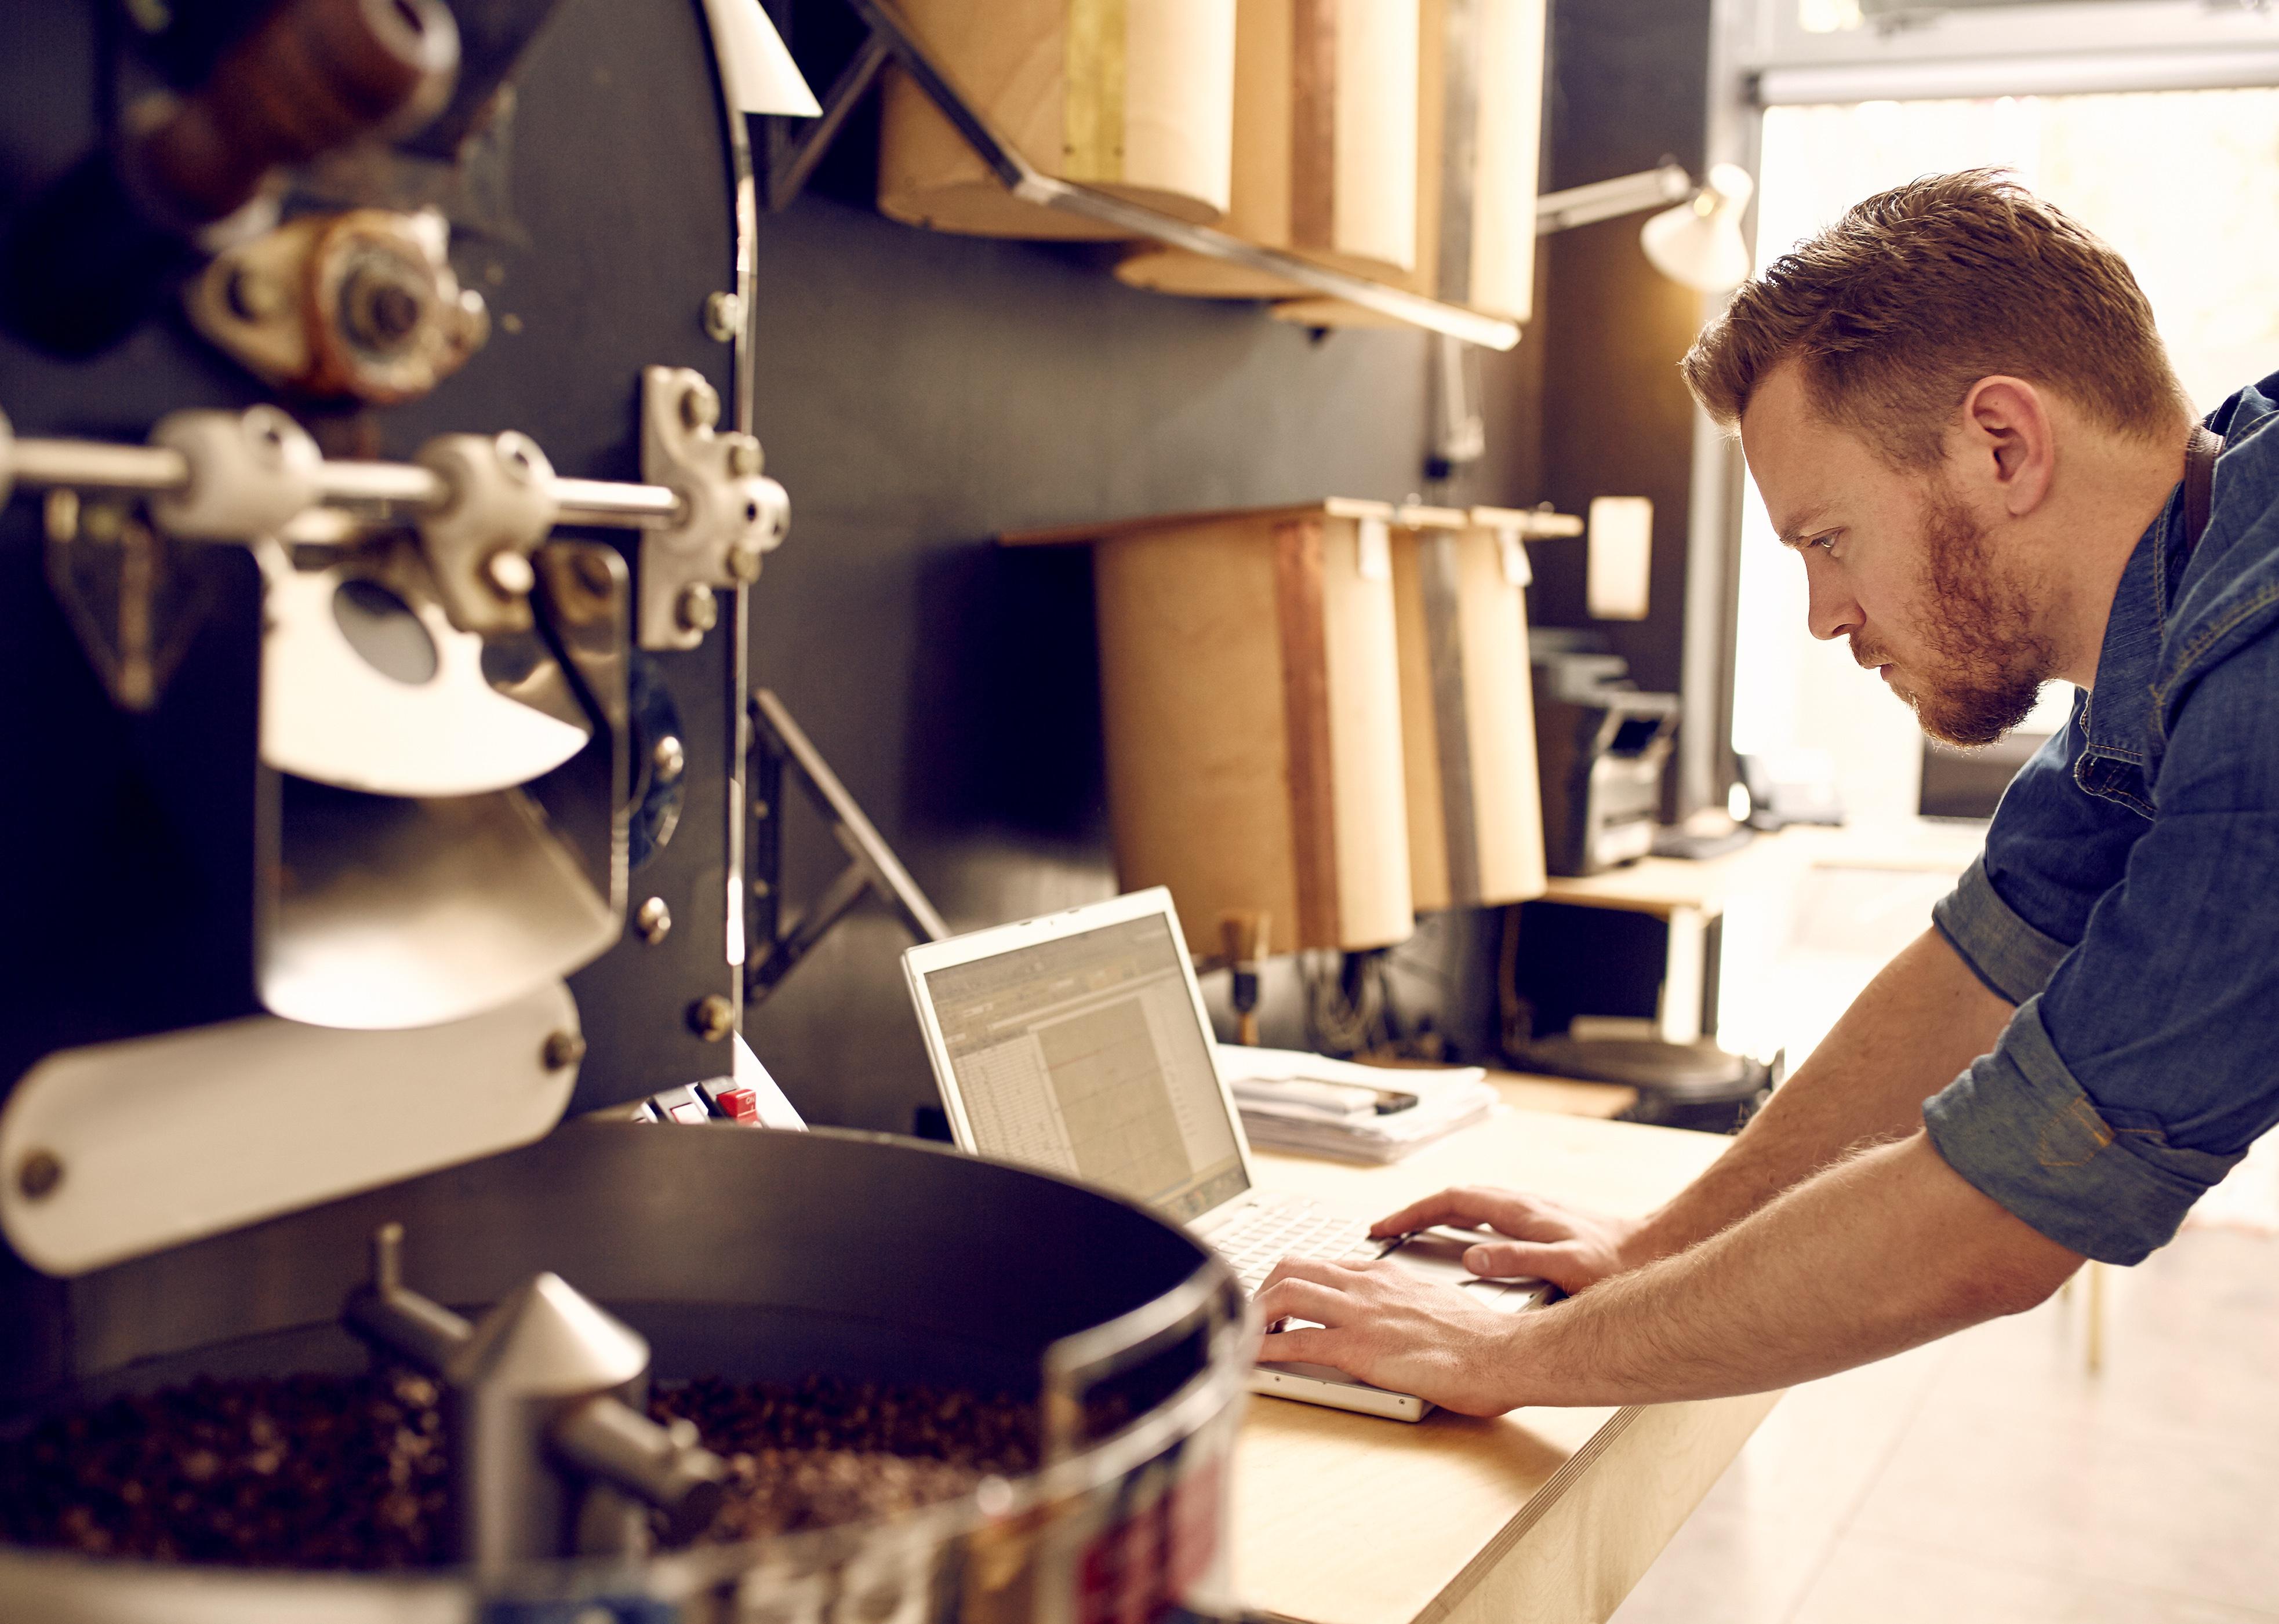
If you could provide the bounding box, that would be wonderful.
[679,383,720,434]
[725,436,762,479]
[226,265,285,322]
[702,290,744,343]
[651,734,685,782]
[43,489,81,545]
[725,544,763,584]
[341,261,429,351]
[16,1150,62,1201]
[495,432,541,485]
[369,282,421,340]
[245,406,295,465]
[635,895,673,945]
[484,548,536,598]
[541,1030,587,1071]
[675,582,718,634]
[688,994,735,1042]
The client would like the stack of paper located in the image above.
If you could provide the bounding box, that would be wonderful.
[1216,1046,1498,1164]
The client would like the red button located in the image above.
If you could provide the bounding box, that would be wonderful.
[717,1087,759,1123]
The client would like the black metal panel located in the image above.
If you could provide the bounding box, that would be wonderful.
[0,540,267,1084]
[1532,0,1719,819]
[0,0,745,1112]
[733,176,1453,1128]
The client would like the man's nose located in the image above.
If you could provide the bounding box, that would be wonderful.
[1803,556,1861,644]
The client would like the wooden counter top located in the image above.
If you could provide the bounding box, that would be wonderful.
[1233,1107,1776,1624]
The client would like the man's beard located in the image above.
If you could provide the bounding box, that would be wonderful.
[1869,487,2053,748]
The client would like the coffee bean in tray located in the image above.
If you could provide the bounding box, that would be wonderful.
[649,1374,1039,1542]
[0,1373,1040,1569]
[0,1371,454,1569]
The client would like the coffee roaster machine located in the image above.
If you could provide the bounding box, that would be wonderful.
[0,2,1248,1619]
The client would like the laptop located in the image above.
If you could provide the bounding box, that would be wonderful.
[902,887,1547,1422]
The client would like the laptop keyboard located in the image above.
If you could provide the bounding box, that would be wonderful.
[1213,1201,1379,1294]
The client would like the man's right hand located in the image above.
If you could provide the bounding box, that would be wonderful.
[1369,1186,1647,1295]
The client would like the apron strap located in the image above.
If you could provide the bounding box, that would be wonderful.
[2183,423,2225,554]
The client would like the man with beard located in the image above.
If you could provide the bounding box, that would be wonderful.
[1254,169,2279,1414]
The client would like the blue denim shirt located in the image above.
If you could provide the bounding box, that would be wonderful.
[1924,372,2279,1265]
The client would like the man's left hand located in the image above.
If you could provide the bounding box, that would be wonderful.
[1254,1257,1528,1416]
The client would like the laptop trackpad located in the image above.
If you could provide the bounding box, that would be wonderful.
[1387,1227,1547,1310]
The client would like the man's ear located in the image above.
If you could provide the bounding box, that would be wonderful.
[1955,376,2054,518]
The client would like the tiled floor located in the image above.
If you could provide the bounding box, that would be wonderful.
[1610,1222,2279,1623]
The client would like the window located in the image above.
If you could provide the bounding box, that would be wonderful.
[1728,85,2279,828]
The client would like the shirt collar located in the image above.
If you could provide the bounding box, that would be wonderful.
[2081,375,2278,757]
[2081,513,2170,758]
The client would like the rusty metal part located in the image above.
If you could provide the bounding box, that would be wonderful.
[186,208,488,403]
[133,0,460,230]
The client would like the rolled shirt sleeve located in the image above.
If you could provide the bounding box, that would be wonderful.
[1931,855,2069,1007]
[1930,700,2142,1006]
[1924,633,2279,1264]
[1924,999,2244,1265]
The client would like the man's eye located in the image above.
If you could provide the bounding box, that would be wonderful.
[1808,531,1840,555]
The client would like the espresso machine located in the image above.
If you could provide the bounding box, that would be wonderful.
[0,3,1246,1618]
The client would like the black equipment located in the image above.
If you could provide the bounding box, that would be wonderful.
[1531,632,1680,877]
[0,5,1248,1618]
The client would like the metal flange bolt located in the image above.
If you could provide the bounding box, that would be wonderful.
[16,1149,62,1201]
[638,366,789,651]
[701,290,743,344]
[416,431,559,636]
[688,994,735,1042]
[484,548,537,598]
[675,583,718,634]
[147,406,321,541]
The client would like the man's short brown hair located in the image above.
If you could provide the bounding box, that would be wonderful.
[1681,169,2189,465]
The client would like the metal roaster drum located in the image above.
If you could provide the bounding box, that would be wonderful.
[0,1123,1252,1622]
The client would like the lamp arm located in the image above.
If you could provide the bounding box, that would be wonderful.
[1536,163,1694,234]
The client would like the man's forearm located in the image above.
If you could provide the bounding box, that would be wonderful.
[1501,1133,2079,1407]
[1624,928,2012,1267]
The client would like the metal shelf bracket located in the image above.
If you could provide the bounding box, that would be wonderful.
[759,0,1524,350]
[745,687,948,1007]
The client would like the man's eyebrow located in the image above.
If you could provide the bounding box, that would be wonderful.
[1774,507,1834,550]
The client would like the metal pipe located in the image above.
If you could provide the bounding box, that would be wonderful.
[5,428,685,532]
[10,439,188,493]
[552,1397,728,1544]
[553,477,682,525]
[316,460,448,507]
[1535,164,1695,235]
[1018,173,1525,349]
[343,1222,475,1374]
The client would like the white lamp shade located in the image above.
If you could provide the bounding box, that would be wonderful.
[1641,162,1755,292]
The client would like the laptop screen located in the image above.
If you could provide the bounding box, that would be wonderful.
[921,911,1249,1222]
